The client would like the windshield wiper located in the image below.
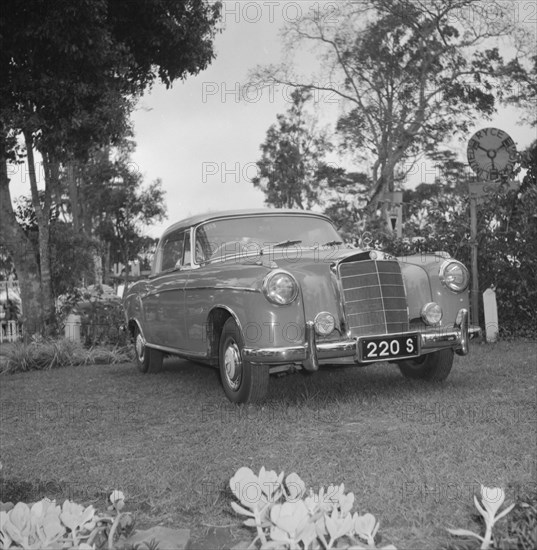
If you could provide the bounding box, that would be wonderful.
[272,239,303,248]
[321,240,343,247]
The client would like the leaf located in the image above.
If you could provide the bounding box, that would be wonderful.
[0,511,13,549]
[493,502,515,523]
[242,518,258,527]
[325,512,338,540]
[446,527,484,540]
[285,473,306,501]
[7,502,32,541]
[230,501,254,517]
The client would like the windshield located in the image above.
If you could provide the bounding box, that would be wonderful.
[194,214,342,263]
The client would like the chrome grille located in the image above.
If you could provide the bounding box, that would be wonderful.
[339,260,408,336]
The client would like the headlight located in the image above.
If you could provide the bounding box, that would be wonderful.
[421,302,442,326]
[262,270,299,305]
[439,260,470,293]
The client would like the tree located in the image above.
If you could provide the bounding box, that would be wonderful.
[251,0,531,228]
[503,54,537,127]
[89,150,167,285]
[13,194,97,298]
[252,89,334,209]
[321,171,371,242]
[0,0,221,334]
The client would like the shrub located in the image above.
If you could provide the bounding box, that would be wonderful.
[0,337,132,375]
[57,285,128,347]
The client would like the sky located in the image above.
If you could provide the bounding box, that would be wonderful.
[9,1,537,239]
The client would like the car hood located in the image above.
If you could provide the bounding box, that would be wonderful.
[217,245,369,269]
[227,246,434,327]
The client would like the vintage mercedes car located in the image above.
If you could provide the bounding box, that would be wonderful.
[124,209,479,403]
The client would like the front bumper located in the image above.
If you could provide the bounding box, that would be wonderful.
[243,308,480,371]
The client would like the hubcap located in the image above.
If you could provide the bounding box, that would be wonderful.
[224,339,242,390]
[135,333,145,362]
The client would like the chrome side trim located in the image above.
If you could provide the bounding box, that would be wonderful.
[186,285,259,293]
[148,342,210,360]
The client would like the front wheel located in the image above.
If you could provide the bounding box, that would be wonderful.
[398,349,454,381]
[219,317,269,403]
[134,327,163,373]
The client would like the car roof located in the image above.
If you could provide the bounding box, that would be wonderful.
[161,208,333,237]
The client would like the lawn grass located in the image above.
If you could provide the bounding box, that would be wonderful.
[0,341,535,549]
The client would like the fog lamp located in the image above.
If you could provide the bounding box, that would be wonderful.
[421,302,443,326]
[314,311,335,336]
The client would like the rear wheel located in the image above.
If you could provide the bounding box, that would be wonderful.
[134,327,163,373]
[219,317,269,403]
[398,349,454,381]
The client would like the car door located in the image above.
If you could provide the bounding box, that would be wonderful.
[143,229,190,350]
[183,229,217,355]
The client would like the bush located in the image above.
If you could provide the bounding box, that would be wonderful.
[57,285,128,347]
[76,300,128,347]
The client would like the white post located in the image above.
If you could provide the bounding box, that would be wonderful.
[64,313,82,342]
[483,287,498,343]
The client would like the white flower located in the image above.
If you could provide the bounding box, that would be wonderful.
[230,467,264,509]
[109,490,125,511]
[479,485,505,520]
[109,490,125,505]
[284,472,306,502]
[60,501,95,533]
[270,500,311,542]
[258,466,284,501]
[353,512,379,546]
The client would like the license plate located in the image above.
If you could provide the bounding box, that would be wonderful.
[358,334,420,362]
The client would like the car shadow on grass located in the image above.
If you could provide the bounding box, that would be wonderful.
[128,354,482,410]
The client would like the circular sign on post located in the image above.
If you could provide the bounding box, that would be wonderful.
[467,127,517,181]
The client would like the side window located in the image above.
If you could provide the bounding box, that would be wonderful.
[183,231,192,267]
[161,231,186,272]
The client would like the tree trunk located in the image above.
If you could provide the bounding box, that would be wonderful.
[66,159,80,232]
[93,241,103,285]
[104,241,111,285]
[0,153,44,338]
[24,131,55,333]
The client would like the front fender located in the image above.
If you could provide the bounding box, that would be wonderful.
[227,288,307,349]
[399,254,470,325]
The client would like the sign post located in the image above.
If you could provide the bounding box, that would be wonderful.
[466,127,518,327]
[469,193,479,326]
